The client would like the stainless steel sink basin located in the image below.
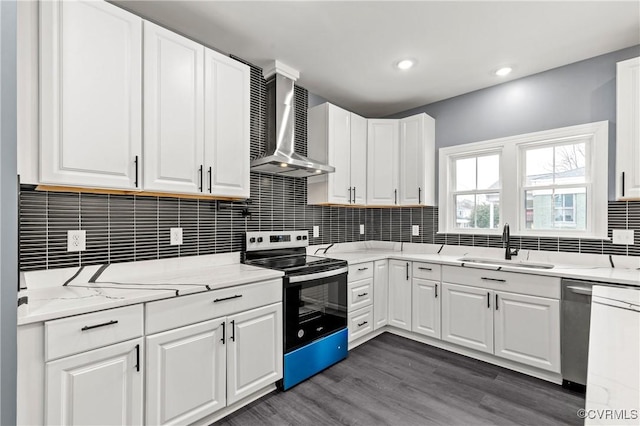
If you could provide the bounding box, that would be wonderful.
[458,257,554,270]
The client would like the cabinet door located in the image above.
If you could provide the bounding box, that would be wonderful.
[494,291,560,373]
[40,0,142,189]
[373,260,389,329]
[146,319,226,425]
[204,50,250,198]
[46,338,143,425]
[327,104,352,204]
[388,260,411,331]
[144,21,204,194]
[227,303,283,405]
[367,119,399,205]
[441,283,493,354]
[350,113,368,205]
[399,114,424,205]
[412,278,441,339]
[616,56,640,199]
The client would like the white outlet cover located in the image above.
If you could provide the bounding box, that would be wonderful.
[412,225,420,236]
[359,224,365,235]
[612,229,634,245]
[170,228,183,245]
[313,226,319,238]
[67,230,86,252]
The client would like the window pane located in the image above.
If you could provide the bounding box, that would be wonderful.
[554,143,586,185]
[455,193,499,229]
[525,187,586,231]
[455,157,476,191]
[525,146,554,186]
[477,155,500,190]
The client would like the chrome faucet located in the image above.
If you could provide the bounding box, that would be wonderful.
[502,223,518,260]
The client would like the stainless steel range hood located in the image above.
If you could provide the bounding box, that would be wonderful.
[251,61,335,177]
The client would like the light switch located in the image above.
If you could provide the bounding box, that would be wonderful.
[360,224,365,235]
[170,228,183,245]
[612,229,634,245]
[412,225,420,236]
[313,226,319,238]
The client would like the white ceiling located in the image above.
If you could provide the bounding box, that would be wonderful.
[113,1,640,117]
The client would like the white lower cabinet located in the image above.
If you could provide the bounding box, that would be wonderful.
[146,319,226,425]
[349,305,374,341]
[411,278,441,339]
[46,338,144,425]
[373,260,388,329]
[494,291,560,373]
[388,260,412,331]
[441,282,494,354]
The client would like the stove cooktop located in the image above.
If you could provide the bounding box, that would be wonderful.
[245,254,347,275]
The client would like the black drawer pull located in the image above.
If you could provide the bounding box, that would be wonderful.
[481,277,506,283]
[213,294,243,303]
[357,292,369,297]
[357,267,369,271]
[357,321,368,327]
[134,344,140,372]
[81,320,118,331]
[418,267,432,271]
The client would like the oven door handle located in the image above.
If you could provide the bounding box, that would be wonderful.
[287,267,349,283]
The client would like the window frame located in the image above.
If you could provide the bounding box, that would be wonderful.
[438,121,609,239]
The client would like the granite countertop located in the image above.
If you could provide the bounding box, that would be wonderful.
[18,253,283,325]
[312,242,640,287]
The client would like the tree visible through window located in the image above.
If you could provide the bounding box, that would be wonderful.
[452,153,500,230]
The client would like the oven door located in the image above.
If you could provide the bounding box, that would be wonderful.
[284,269,348,353]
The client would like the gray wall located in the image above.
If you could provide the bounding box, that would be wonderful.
[388,45,640,200]
[0,0,18,423]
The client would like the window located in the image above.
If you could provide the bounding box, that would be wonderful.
[439,121,608,238]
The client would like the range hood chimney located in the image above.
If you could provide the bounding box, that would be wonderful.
[250,61,335,177]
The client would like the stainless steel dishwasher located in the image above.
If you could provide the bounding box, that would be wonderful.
[561,279,595,391]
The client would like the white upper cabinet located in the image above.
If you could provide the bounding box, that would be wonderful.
[367,119,399,206]
[307,103,367,205]
[616,56,640,200]
[143,21,205,194]
[39,0,142,189]
[204,50,250,198]
[399,113,435,205]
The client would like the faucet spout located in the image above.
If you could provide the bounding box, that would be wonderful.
[503,223,512,260]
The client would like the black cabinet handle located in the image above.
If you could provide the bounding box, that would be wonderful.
[348,187,352,204]
[418,187,421,204]
[487,292,491,308]
[395,189,398,205]
[622,172,625,197]
[134,344,140,372]
[481,277,506,283]
[81,320,118,332]
[221,322,225,344]
[230,320,236,342]
[357,321,368,327]
[198,165,203,192]
[353,187,356,203]
[495,294,499,311]
[357,292,369,297]
[208,166,212,193]
[435,284,438,298]
[418,267,432,271]
[134,156,139,188]
[357,267,369,271]
[406,262,409,280]
[213,294,243,303]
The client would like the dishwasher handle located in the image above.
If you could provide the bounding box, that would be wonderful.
[566,286,593,296]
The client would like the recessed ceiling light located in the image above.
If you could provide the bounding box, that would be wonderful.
[495,67,513,77]
[396,59,416,70]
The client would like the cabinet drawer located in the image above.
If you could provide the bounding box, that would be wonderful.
[348,278,373,311]
[348,262,373,282]
[146,279,281,334]
[442,266,560,299]
[45,304,143,361]
[412,262,441,281]
[348,305,373,342]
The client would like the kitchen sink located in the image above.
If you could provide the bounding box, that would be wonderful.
[458,257,554,269]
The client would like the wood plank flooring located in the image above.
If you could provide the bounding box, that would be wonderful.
[216,333,584,426]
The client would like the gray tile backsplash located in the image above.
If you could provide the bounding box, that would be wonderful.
[19,61,640,271]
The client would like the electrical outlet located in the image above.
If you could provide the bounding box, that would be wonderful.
[170,228,183,245]
[359,224,365,235]
[612,229,634,245]
[313,226,319,238]
[67,230,86,252]
[412,225,420,236]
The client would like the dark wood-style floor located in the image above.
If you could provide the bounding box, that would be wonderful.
[216,333,584,426]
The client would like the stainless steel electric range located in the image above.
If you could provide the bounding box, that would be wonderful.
[242,231,348,390]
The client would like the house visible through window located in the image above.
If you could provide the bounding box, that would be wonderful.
[452,153,500,230]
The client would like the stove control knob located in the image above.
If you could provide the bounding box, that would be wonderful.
[302,235,308,240]
[257,237,263,243]
[249,237,256,243]
[296,236,302,241]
